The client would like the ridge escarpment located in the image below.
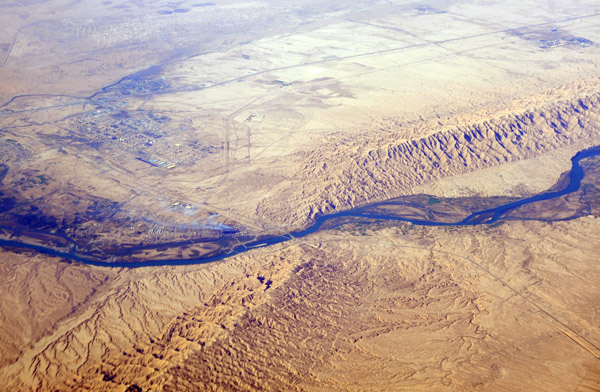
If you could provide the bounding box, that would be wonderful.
[259,93,600,226]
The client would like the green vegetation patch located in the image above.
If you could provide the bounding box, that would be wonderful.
[427,197,442,205]
[36,175,49,185]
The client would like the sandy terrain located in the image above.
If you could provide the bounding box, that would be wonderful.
[1,0,600,390]
[1,218,599,391]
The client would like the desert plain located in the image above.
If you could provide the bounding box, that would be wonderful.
[0,0,600,390]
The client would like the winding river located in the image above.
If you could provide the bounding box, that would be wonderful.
[1,145,599,268]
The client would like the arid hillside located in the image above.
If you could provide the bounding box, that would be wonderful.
[1,218,599,391]
[257,91,600,226]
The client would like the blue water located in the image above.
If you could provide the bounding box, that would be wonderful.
[1,146,599,268]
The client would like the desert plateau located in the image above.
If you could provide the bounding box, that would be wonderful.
[0,0,599,391]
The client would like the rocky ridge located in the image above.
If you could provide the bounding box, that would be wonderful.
[258,92,600,227]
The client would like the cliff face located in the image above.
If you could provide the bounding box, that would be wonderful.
[257,93,600,226]
[380,96,597,181]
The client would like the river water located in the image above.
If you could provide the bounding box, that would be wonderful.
[1,146,599,268]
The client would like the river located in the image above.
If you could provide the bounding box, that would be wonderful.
[1,145,599,268]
